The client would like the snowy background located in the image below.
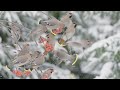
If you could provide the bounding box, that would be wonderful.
[0,11,120,79]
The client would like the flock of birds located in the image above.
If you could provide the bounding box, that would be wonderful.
[1,11,93,79]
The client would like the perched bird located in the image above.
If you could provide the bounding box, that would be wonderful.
[10,30,19,45]
[66,40,93,50]
[18,51,41,71]
[12,53,32,67]
[8,23,22,47]
[30,51,41,62]
[40,68,54,79]
[58,21,77,46]
[11,44,31,68]
[8,22,22,41]
[53,49,78,65]
[42,12,73,36]
[42,16,64,30]
[63,21,77,40]
[66,40,94,58]
[28,21,49,45]
[31,54,46,70]
[12,52,45,76]
[60,11,73,27]
[39,36,47,43]
[29,21,48,39]
[17,43,30,56]
[43,33,56,55]
[46,33,56,46]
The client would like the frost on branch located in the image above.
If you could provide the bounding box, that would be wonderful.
[0,11,120,79]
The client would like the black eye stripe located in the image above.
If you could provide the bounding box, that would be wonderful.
[39,20,41,24]
[69,13,72,15]
[69,15,72,18]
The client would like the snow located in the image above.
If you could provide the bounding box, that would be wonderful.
[94,62,114,79]
[0,11,120,79]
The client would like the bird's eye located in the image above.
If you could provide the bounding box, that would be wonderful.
[39,20,41,24]
[83,47,85,50]
[69,15,72,18]
[46,22,50,25]
[74,24,77,28]
[36,51,40,54]
[64,27,67,30]
[50,69,53,73]
[30,68,33,71]
[69,13,72,15]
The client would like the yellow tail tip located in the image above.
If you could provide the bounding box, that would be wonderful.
[57,42,66,47]
[24,69,32,72]
[72,54,78,66]
[28,69,32,72]
[5,65,10,71]
[50,31,57,36]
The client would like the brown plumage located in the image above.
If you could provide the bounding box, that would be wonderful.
[53,49,76,65]
[29,22,48,38]
[66,40,93,50]
[58,21,77,46]
[62,21,77,41]
[17,43,30,56]
[31,54,45,69]
[13,53,32,67]
[43,33,56,55]
[30,51,41,62]
[8,22,23,43]
[60,11,73,27]
[41,68,54,79]
[42,16,64,30]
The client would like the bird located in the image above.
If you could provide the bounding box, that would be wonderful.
[41,16,64,30]
[29,21,49,38]
[43,33,56,55]
[12,53,32,67]
[41,12,73,36]
[8,22,22,41]
[17,43,30,56]
[50,12,73,35]
[10,30,20,45]
[30,51,41,62]
[11,43,31,68]
[12,51,43,74]
[40,68,54,79]
[66,39,93,50]
[17,51,41,70]
[53,49,78,65]
[66,40,94,58]
[60,11,73,27]
[58,21,77,46]
[31,54,46,70]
